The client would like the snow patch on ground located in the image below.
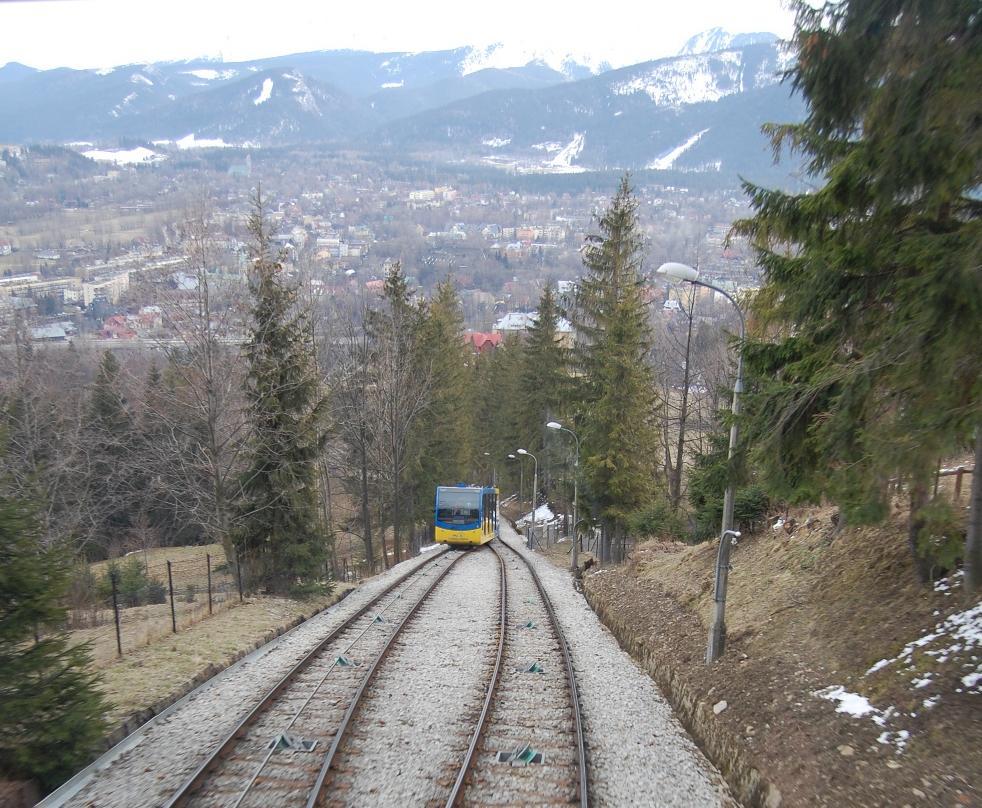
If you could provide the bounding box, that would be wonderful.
[253,78,273,106]
[482,137,511,148]
[130,73,153,86]
[516,504,556,526]
[815,686,876,717]
[381,80,404,89]
[647,128,709,170]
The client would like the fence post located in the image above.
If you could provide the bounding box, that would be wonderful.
[110,568,122,658]
[955,467,965,501]
[206,553,213,616]
[235,549,244,602]
[166,560,177,634]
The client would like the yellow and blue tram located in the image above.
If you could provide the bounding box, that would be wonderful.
[434,484,498,546]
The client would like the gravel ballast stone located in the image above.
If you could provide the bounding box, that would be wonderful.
[500,523,735,807]
[49,549,449,808]
[324,548,500,806]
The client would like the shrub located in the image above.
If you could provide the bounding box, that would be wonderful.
[627,500,686,540]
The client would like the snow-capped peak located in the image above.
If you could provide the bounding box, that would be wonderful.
[678,28,779,56]
[460,43,608,79]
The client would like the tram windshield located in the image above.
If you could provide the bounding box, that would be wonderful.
[436,489,481,525]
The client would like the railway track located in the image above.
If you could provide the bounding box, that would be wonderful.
[447,538,588,807]
[311,538,588,807]
[165,547,465,808]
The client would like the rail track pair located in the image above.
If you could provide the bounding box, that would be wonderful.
[167,539,588,807]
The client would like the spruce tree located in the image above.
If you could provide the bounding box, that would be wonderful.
[517,283,568,479]
[413,278,474,520]
[0,480,107,792]
[569,177,658,558]
[733,0,981,584]
[235,195,328,593]
[82,351,135,558]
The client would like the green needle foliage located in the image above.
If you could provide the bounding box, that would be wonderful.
[0,480,107,792]
[569,177,658,548]
[518,283,569,465]
[234,193,329,594]
[733,0,981,581]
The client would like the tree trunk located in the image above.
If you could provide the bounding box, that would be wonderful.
[392,450,401,564]
[908,480,933,584]
[964,427,982,597]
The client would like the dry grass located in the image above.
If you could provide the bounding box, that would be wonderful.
[96,585,354,728]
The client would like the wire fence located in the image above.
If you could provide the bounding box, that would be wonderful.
[66,550,243,666]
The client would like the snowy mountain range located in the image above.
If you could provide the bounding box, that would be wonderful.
[0,31,804,183]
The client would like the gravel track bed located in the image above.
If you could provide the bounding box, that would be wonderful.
[57,549,449,808]
[499,525,734,807]
[461,541,578,806]
[323,548,500,807]
[187,551,464,808]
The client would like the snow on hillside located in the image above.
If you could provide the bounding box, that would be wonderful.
[183,68,238,81]
[253,78,273,106]
[82,146,164,165]
[613,51,752,106]
[647,128,710,169]
[460,43,607,78]
[547,132,585,170]
[679,28,779,56]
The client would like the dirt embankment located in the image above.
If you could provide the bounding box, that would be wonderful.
[576,506,980,807]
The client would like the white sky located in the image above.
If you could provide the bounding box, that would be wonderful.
[0,0,796,72]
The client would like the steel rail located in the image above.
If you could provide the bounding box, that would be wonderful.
[499,538,590,808]
[305,550,468,808]
[165,548,451,808]
[444,543,508,807]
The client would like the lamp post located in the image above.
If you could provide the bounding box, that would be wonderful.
[482,451,496,486]
[507,453,522,503]
[656,261,746,663]
[547,421,580,572]
[517,449,538,547]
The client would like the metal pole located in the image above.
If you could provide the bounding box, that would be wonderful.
[166,560,177,634]
[531,455,538,548]
[110,568,122,658]
[206,553,213,615]
[702,280,746,664]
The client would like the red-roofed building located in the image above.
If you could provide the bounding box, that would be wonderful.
[464,331,502,355]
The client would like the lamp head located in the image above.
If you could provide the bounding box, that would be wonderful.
[546,421,562,430]
[656,262,700,283]
[507,453,516,459]
[517,449,528,456]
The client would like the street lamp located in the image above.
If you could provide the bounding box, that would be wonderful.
[516,449,538,547]
[507,453,522,503]
[482,451,496,486]
[656,261,746,663]
[547,421,581,573]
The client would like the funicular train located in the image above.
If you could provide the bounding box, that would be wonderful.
[434,484,499,546]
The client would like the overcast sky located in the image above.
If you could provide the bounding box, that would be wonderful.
[1,0,796,71]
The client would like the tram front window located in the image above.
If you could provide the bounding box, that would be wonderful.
[437,490,481,525]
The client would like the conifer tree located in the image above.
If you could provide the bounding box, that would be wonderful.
[412,278,474,523]
[733,0,981,585]
[0,477,107,791]
[81,350,135,558]
[476,333,525,493]
[517,283,568,481]
[235,194,328,593]
[569,177,658,559]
